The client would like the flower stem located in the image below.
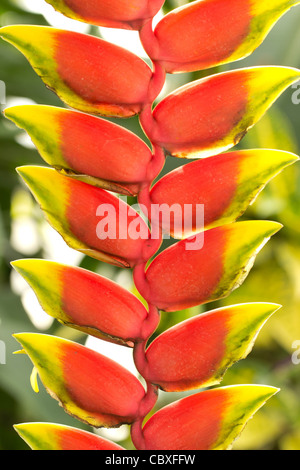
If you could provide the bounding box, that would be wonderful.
[130,14,167,452]
[139,18,160,62]
[131,378,159,450]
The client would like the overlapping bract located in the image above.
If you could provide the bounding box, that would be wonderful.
[45,0,165,30]
[14,423,125,450]
[14,333,145,428]
[139,221,282,312]
[2,0,299,452]
[5,105,154,196]
[150,149,299,238]
[16,165,155,268]
[142,385,279,450]
[150,66,300,158]
[0,26,153,117]
[144,303,281,392]
[12,260,148,347]
[144,0,300,73]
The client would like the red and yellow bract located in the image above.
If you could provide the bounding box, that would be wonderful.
[0,25,153,117]
[14,333,145,428]
[141,221,282,311]
[45,0,165,30]
[145,303,280,391]
[12,259,148,346]
[142,385,279,450]
[150,149,299,237]
[14,423,125,450]
[16,166,154,268]
[150,66,300,158]
[145,0,300,73]
[5,105,154,196]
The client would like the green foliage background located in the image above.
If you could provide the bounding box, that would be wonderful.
[0,0,300,450]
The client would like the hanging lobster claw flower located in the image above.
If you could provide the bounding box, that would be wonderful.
[16,166,154,268]
[44,0,165,30]
[0,26,152,117]
[150,66,300,158]
[142,385,279,450]
[13,333,145,428]
[138,220,282,311]
[148,0,300,73]
[12,259,148,347]
[14,423,125,450]
[5,105,153,196]
[144,303,281,391]
[149,149,299,238]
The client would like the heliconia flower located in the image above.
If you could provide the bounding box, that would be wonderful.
[142,385,279,450]
[11,259,148,347]
[0,26,152,117]
[44,0,165,30]
[13,333,145,428]
[16,166,154,268]
[149,149,299,238]
[5,105,154,196]
[150,66,300,159]
[138,220,282,312]
[14,423,125,450]
[144,303,281,392]
[147,0,300,73]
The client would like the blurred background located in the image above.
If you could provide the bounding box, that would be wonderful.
[1,0,300,450]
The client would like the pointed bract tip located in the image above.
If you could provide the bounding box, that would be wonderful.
[0,25,38,46]
[256,384,280,398]
[16,165,37,177]
[12,332,37,350]
[0,25,14,38]
[289,152,300,162]
[15,165,36,183]
[10,259,29,272]
[3,105,27,123]
[259,220,283,235]
[233,220,283,239]
[270,149,300,169]
[13,423,26,437]
[16,165,60,192]
[11,258,44,273]
[241,384,280,398]
[265,302,282,313]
